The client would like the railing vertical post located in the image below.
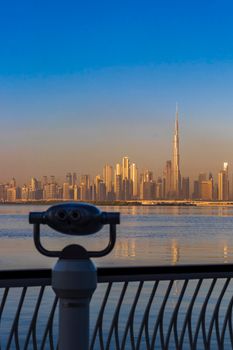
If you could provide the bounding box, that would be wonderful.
[52,253,97,350]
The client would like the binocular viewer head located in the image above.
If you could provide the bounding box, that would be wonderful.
[29,203,120,236]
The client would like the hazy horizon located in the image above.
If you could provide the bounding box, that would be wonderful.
[1,1,233,183]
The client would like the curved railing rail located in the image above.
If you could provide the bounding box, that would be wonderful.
[1,265,233,349]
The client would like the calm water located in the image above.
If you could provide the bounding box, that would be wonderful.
[1,205,233,349]
[0,204,233,268]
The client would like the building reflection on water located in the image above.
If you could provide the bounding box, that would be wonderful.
[113,237,231,265]
[169,240,230,265]
[114,239,136,258]
[223,242,228,263]
[171,239,180,265]
[114,238,181,264]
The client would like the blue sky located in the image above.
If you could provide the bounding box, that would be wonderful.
[0,0,233,182]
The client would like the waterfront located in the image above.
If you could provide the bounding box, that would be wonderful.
[1,204,233,348]
[0,204,233,269]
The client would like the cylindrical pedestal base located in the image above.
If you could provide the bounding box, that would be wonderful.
[52,258,97,350]
[59,297,89,349]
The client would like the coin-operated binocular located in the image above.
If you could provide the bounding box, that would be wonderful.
[29,203,120,350]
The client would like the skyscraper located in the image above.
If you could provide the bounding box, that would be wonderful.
[200,179,213,200]
[140,170,155,200]
[72,172,77,186]
[181,177,190,199]
[42,176,48,186]
[130,163,139,198]
[172,105,181,198]
[63,182,70,200]
[218,162,229,200]
[80,175,90,201]
[122,156,131,200]
[164,160,172,198]
[103,164,113,195]
[122,157,130,180]
[66,172,72,186]
[115,175,122,200]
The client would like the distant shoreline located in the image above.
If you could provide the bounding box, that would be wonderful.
[1,200,233,207]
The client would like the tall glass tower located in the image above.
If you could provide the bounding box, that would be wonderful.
[172,105,181,198]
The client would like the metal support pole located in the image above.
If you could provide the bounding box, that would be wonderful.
[52,256,97,350]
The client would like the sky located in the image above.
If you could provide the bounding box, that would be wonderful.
[1,0,233,184]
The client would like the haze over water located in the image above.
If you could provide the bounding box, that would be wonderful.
[1,204,233,269]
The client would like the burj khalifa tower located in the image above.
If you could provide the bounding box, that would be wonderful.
[172,105,181,198]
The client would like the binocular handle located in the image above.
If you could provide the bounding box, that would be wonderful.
[33,222,117,259]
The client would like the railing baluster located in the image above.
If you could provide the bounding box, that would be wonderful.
[227,298,233,348]
[120,281,143,350]
[0,287,9,350]
[206,278,230,349]
[165,279,188,349]
[136,281,159,350]
[129,282,144,350]
[105,282,128,350]
[220,288,233,348]
[6,287,27,350]
[192,278,216,349]
[178,279,202,349]
[150,280,173,349]
[23,286,45,350]
[40,295,58,350]
[90,282,112,350]
[0,287,9,319]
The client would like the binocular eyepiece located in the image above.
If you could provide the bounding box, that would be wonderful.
[29,203,120,236]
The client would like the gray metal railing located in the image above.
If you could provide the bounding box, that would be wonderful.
[1,265,233,349]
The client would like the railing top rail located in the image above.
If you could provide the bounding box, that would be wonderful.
[97,264,233,282]
[0,268,51,287]
[1,264,233,287]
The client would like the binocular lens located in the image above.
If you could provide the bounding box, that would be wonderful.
[56,209,68,221]
[70,210,81,221]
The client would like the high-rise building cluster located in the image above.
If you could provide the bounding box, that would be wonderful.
[0,108,232,202]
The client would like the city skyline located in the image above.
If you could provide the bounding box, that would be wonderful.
[1,96,233,184]
[1,111,232,202]
[0,102,232,185]
[1,2,233,182]
[1,159,231,202]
